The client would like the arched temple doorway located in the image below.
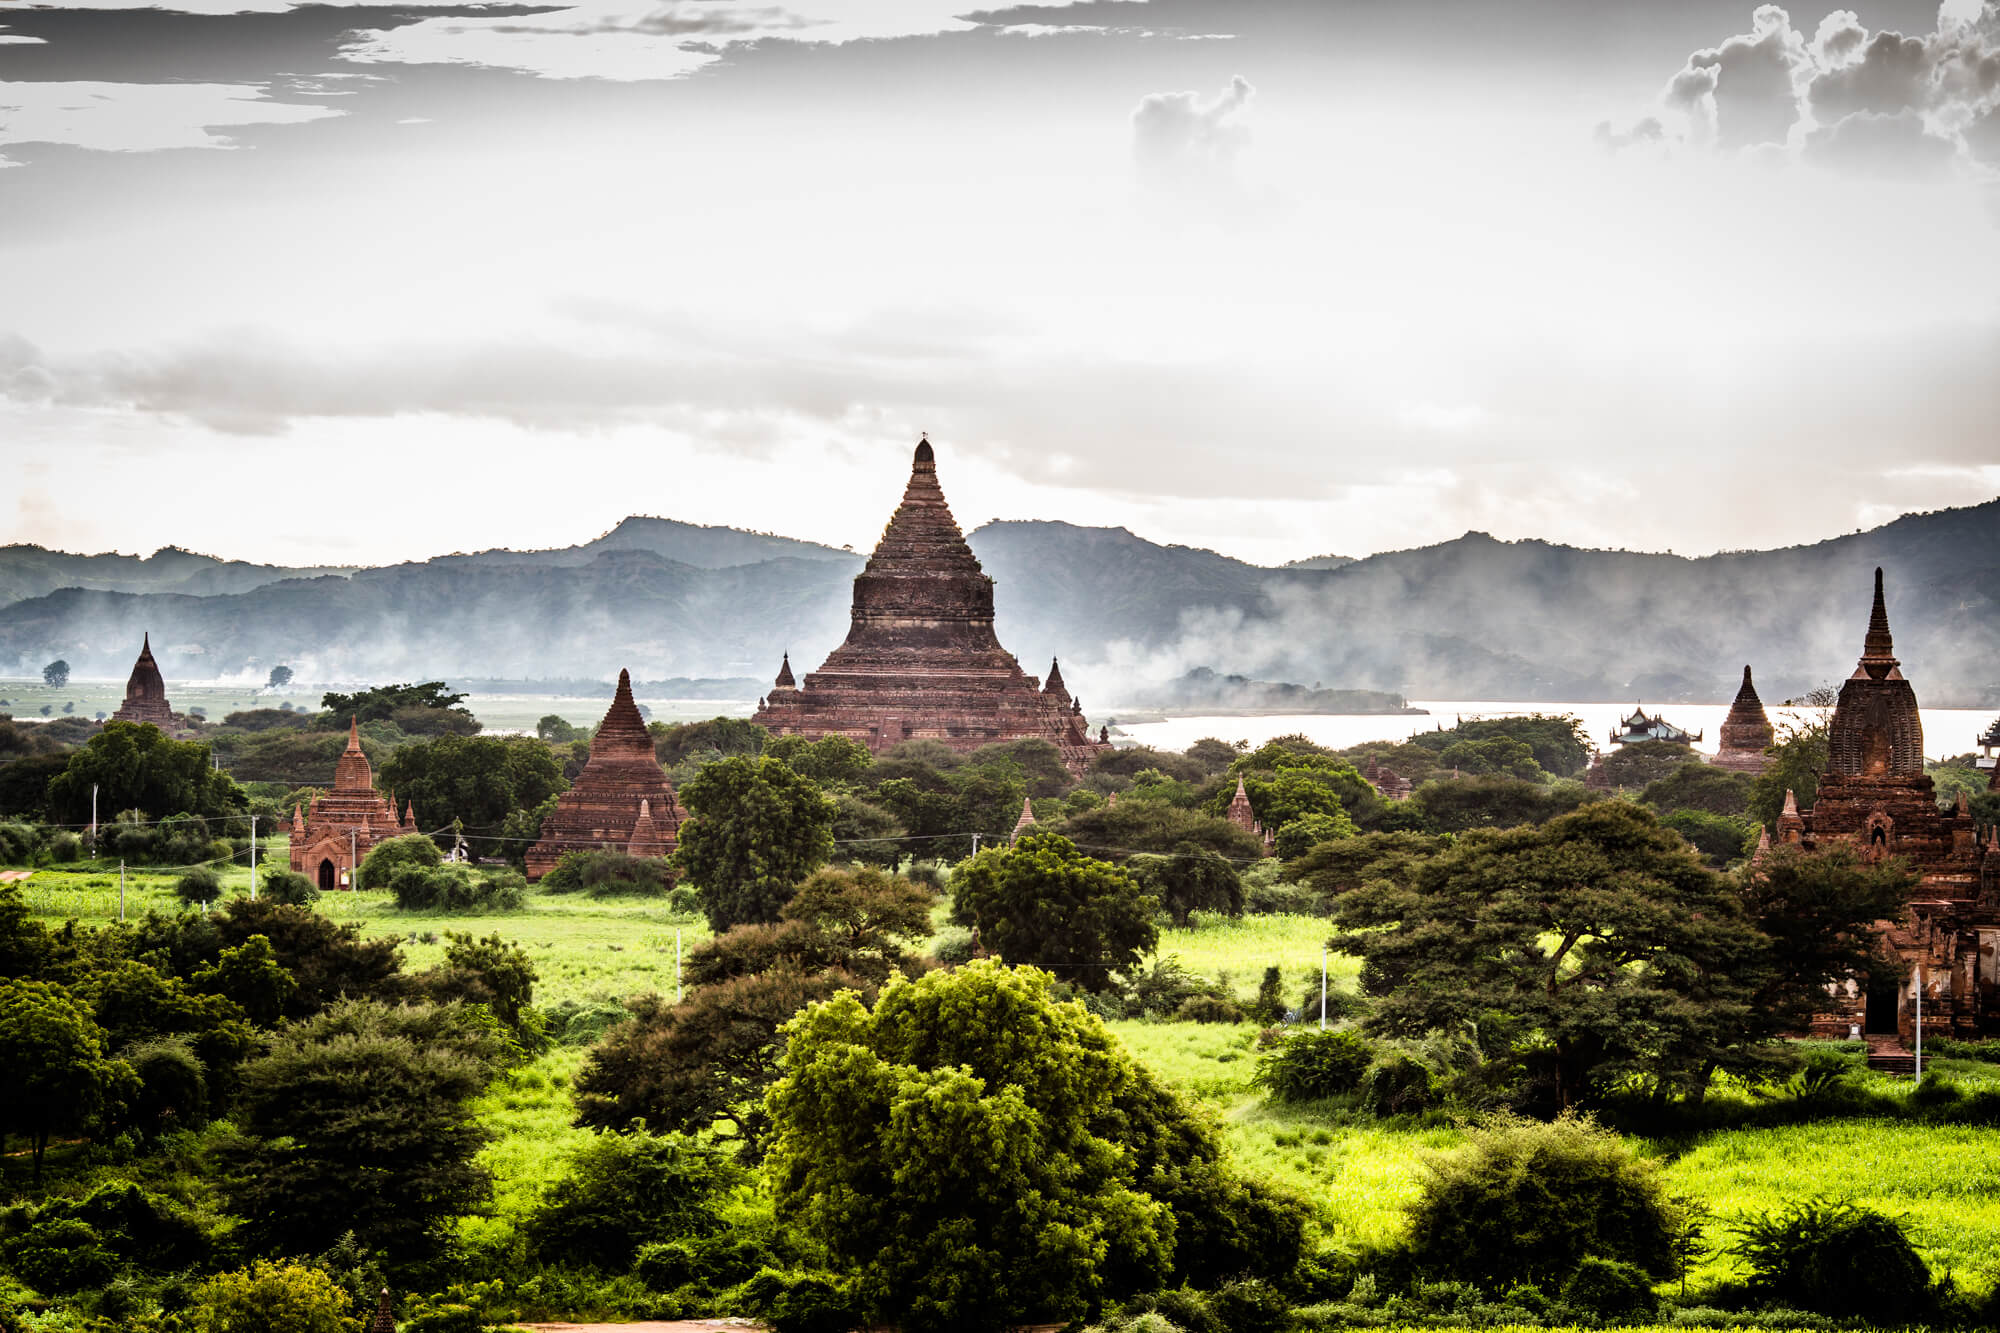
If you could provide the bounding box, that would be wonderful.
[318,858,337,893]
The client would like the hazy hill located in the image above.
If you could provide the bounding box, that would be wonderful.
[0,544,353,606]
[1,499,1995,708]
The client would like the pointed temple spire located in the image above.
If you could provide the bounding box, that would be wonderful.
[1712,664,1776,773]
[774,653,797,690]
[749,436,1111,777]
[1044,657,1067,696]
[111,630,176,727]
[526,667,683,880]
[369,1288,396,1333]
[1010,795,1036,844]
[1226,777,1258,836]
[1826,566,1923,778]
[333,717,374,792]
[1858,565,1898,678]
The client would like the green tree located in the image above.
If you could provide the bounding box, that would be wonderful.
[1130,841,1244,927]
[1274,809,1357,859]
[1438,736,1545,780]
[1410,714,1590,777]
[1748,695,1835,829]
[536,714,587,744]
[828,789,908,869]
[192,934,299,1027]
[1736,845,1913,1045]
[1661,809,1757,867]
[0,978,135,1182]
[176,865,226,910]
[42,659,70,688]
[266,665,294,690]
[377,734,566,852]
[951,830,1157,992]
[1731,1199,1930,1321]
[408,931,542,1051]
[318,681,471,726]
[677,755,836,931]
[1405,1113,1676,1291]
[46,721,245,823]
[1411,774,1592,831]
[766,734,874,786]
[1330,802,1767,1108]
[1641,762,1755,817]
[185,1259,355,1333]
[651,716,769,769]
[1056,800,1265,862]
[1599,740,1700,790]
[523,1130,739,1269]
[222,1000,500,1261]
[766,962,1303,1331]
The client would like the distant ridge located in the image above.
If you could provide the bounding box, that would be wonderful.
[1,498,1995,709]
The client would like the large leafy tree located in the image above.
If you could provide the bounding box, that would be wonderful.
[677,755,836,931]
[764,962,1304,1332]
[376,734,566,854]
[46,722,245,823]
[0,979,135,1182]
[1129,842,1244,927]
[951,830,1157,993]
[1330,802,1770,1109]
[1735,845,1913,1043]
[1410,714,1591,778]
[42,660,70,688]
[221,1000,501,1262]
[317,681,472,726]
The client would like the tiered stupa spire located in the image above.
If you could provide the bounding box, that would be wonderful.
[1711,665,1776,774]
[750,437,1111,777]
[525,669,684,880]
[110,632,176,727]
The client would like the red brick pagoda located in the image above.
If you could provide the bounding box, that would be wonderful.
[525,669,683,880]
[750,436,1112,777]
[289,719,413,892]
[110,632,177,728]
[1775,570,1997,1039]
[1709,665,1776,774]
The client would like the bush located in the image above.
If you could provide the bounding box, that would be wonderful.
[1175,993,1245,1023]
[0,820,43,865]
[634,1231,775,1293]
[1560,1255,1657,1318]
[523,1130,739,1270]
[359,832,443,885]
[184,1260,355,1333]
[389,864,525,913]
[47,831,82,862]
[1732,1199,1930,1320]
[175,865,226,909]
[1405,1112,1676,1291]
[1256,1028,1374,1101]
[1359,1051,1436,1116]
[0,1217,118,1293]
[258,868,319,906]
[738,1267,866,1333]
[540,849,675,896]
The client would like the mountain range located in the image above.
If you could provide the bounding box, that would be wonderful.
[1,500,1996,709]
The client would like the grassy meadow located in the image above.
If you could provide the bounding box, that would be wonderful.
[16,845,2000,1301]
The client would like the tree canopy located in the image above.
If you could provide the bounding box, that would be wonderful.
[676,754,836,931]
[46,722,244,824]
[377,734,566,853]
[951,829,1157,992]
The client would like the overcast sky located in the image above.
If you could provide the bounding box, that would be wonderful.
[2,0,1996,568]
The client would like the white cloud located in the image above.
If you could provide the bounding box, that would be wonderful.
[0,81,341,155]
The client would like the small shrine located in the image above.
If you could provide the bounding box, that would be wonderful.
[110,632,177,728]
[525,669,684,880]
[289,719,414,892]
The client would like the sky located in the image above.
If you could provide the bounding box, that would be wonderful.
[1,0,1997,569]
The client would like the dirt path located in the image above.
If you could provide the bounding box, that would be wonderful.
[518,1322,764,1332]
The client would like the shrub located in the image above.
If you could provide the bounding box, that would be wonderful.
[184,1260,355,1333]
[389,864,525,913]
[0,1217,119,1293]
[1404,1112,1676,1291]
[1128,956,1228,1018]
[1175,993,1245,1023]
[0,820,43,865]
[523,1130,739,1270]
[1560,1255,1657,1318]
[358,832,443,885]
[540,849,675,897]
[175,866,226,909]
[738,1267,866,1333]
[1359,1050,1437,1116]
[47,831,82,862]
[1256,1028,1374,1101]
[258,868,319,906]
[634,1231,776,1293]
[1275,811,1356,860]
[1250,966,1287,1024]
[1732,1199,1930,1321]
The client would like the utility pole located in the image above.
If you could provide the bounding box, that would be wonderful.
[1320,947,1328,1030]
[350,829,358,892]
[676,930,683,1005]
[118,860,126,922]
[1915,964,1925,1082]
[971,833,981,857]
[90,783,98,855]
[249,814,258,901]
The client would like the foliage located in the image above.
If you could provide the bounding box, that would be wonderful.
[1748,695,1834,830]
[360,832,443,885]
[1560,1255,1659,1318]
[222,999,502,1263]
[1642,762,1756,817]
[1405,1113,1676,1291]
[523,1129,739,1269]
[390,863,526,913]
[1057,800,1265,863]
[42,659,70,688]
[1410,714,1591,778]
[1330,801,1771,1108]
[1222,743,1381,829]
[1130,842,1244,927]
[765,961,1302,1332]
[258,867,319,906]
[0,978,133,1182]
[1410,774,1593,831]
[1736,845,1913,1040]
[766,733,874,786]
[1600,741,1701,789]
[46,722,245,823]
[1,1217,118,1293]
[1274,810,1357,859]
[827,789,907,868]
[952,829,1157,992]
[266,665,293,689]
[1661,809,1758,866]
[192,933,299,1025]
[677,755,836,931]
[1437,736,1545,780]
[184,1259,355,1333]
[207,897,403,1019]
[1256,1028,1374,1102]
[377,734,564,852]
[319,680,473,726]
[539,849,675,897]
[536,713,588,744]
[1731,1199,1930,1320]
[651,715,769,769]
[0,752,68,819]
[175,865,226,909]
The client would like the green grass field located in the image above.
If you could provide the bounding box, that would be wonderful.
[18,849,2000,1298]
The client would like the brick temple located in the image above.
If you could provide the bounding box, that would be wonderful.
[1776,569,1999,1039]
[289,719,415,892]
[110,632,177,728]
[750,436,1112,777]
[525,669,683,880]
[1709,665,1776,774]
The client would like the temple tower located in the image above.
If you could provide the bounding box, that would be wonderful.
[1711,665,1776,773]
[289,719,408,892]
[525,669,683,880]
[751,437,1111,777]
[110,632,176,727]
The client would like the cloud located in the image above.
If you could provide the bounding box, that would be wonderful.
[0,81,341,155]
[1130,74,1253,197]
[1642,3,2000,175]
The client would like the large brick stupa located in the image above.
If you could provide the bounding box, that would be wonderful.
[110,633,177,727]
[1709,665,1775,773]
[524,669,683,880]
[750,436,1112,777]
